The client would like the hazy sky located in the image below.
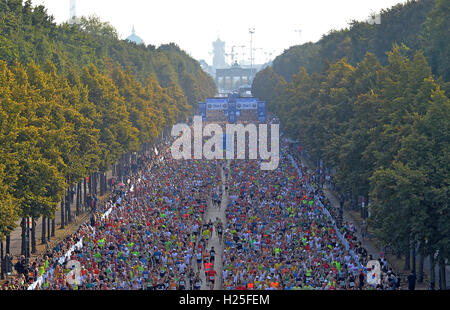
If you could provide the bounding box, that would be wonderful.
[32,0,405,65]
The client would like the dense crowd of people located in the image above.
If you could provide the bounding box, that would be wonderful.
[221,137,400,290]
[1,120,401,290]
[1,134,223,290]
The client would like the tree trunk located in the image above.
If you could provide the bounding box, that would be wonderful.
[1,241,4,280]
[67,189,72,224]
[31,218,36,254]
[0,240,6,280]
[418,253,424,283]
[439,259,447,290]
[91,173,95,195]
[21,217,26,256]
[104,172,108,194]
[103,172,106,194]
[6,234,10,254]
[71,186,75,204]
[41,216,46,244]
[411,242,416,273]
[94,172,98,195]
[404,248,411,271]
[84,177,87,211]
[60,199,65,229]
[51,217,55,237]
[77,182,81,216]
[26,217,30,261]
[98,173,102,196]
[103,172,106,196]
[47,217,51,242]
[99,172,104,196]
[79,181,82,212]
[88,174,92,196]
[430,254,435,289]
[98,172,101,195]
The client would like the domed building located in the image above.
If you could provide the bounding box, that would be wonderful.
[126,26,144,45]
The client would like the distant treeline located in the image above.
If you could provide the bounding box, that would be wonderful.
[270,0,448,83]
[0,0,216,105]
[252,0,449,286]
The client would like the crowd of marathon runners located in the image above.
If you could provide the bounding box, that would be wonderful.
[1,120,400,290]
[1,134,224,290]
[221,140,400,290]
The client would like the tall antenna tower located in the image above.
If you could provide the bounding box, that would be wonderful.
[70,0,76,20]
[69,0,80,25]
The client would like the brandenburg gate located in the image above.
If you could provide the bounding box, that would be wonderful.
[215,65,257,92]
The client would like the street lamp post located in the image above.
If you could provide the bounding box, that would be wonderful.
[249,28,255,71]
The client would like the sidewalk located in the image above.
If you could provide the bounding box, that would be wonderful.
[2,170,112,280]
[7,186,86,257]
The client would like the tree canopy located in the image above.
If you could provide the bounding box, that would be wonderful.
[252,0,449,269]
[0,0,216,241]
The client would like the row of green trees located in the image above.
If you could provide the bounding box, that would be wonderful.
[252,0,450,287]
[0,0,216,268]
[0,59,190,257]
[255,46,449,287]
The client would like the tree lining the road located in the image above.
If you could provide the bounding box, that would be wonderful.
[0,0,216,259]
[253,2,450,286]
[252,0,450,287]
[269,0,449,84]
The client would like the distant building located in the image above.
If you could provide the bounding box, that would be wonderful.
[212,38,227,70]
[126,26,144,45]
[206,37,265,95]
[215,63,257,93]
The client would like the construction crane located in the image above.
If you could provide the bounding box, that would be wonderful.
[225,45,246,65]
[237,45,247,65]
[294,29,302,44]
[264,50,276,63]
[252,47,263,65]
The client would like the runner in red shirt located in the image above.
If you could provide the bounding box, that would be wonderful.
[207,268,217,290]
[204,261,213,277]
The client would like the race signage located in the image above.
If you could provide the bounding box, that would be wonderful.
[206,98,228,110]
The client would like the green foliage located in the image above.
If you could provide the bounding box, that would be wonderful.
[0,0,216,237]
[253,1,449,263]
[0,1,216,105]
[0,163,17,241]
[253,44,449,262]
[421,0,450,81]
[271,42,321,82]
[270,0,444,82]
[251,66,286,112]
